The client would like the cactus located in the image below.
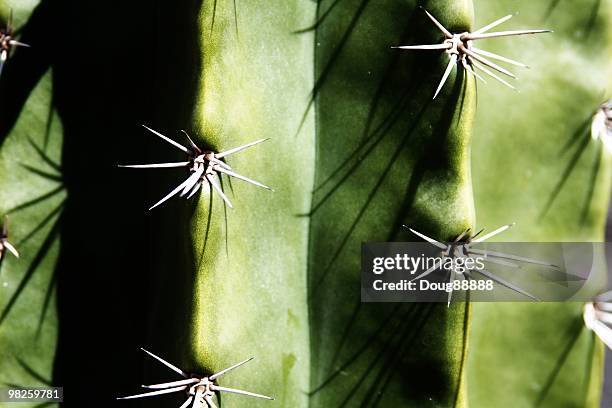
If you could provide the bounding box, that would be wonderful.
[0,1,610,408]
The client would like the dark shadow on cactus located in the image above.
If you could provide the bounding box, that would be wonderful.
[15,357,52,385]
[44,0,205,403]
[310,303,403,392]
[5,358,55,407]
[312,49,429,197]
[210,0,239,38]
[540,118,591,219]
[543,0,601,37]
[361,305,435,407]
[295,0,371,136]
[197,184,215,272]
[387,67,468,244]
[233,0,238,36]
[20,164,63,183]
[309,99,430,296]
[42,95,55,151]
[534,318,584,406]
[5,186,64,214]
[11,200,66,338]
[27,136,61,173]
[580,142,603,225]
[0,218,60,326]
[358,6,433,143]
[584,0,602,37]
[309,304,416,396]
[15,200,64,248]
[309,84,421,212]
[311,82,416,197]
[559,116,591,155]
[211,0,218,33]
[312,303,457,407]
[33,403,55,408]
[294,0,345,33]
[0,0,54,142]
[311,7,435,197]
[329,301,362,367]
[543,0,562,21]
[37,264,57,338]
[336,310,416,407]
[309,13,468,295]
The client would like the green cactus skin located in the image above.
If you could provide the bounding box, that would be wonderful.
[0,0,611,407]
[467,0,612,407]
[0,70,62,407]
[178,1,317,406]
[0,3,61,406]
[307,1,476,406]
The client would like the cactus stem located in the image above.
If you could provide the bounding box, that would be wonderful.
[584,292,612,349]
[394,8,550,98]
[0,8,30,78]
[119,126,272,210]
[0,216,19,260]
[118,349,273,407]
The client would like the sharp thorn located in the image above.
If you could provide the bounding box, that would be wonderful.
[472,14,514,35]
[216,138,269,159]
[471,47,529,68]
[142,125,191,154]
[433,54,457,99]
[471,59,517,90]
[391,44,451,50]
[211,385,273,400]
[421,8,453,38]
[471,223,515,243]
[142,378,199,390]
[207,174,234,208]
[116,386,188,400]
[213,166,273,191]
[139,348,188,378]
[402,225,448,250]
[466,29,552,41]
[118,162,190,169]
[210,357,255,381]
[461,45,516,78]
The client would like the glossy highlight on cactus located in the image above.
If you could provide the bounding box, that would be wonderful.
[393,8,551,98]
[0,9,30,78]
[119,125,272,210]
[118,348,273,408]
